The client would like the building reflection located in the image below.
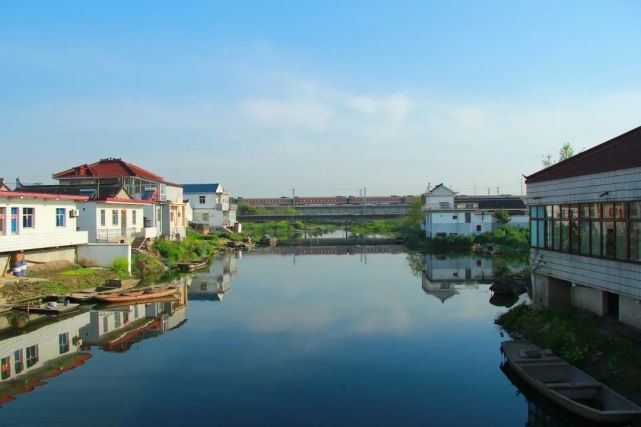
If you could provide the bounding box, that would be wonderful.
[421,254,494,303]
[0,282,188,404]
[187,253,239,301]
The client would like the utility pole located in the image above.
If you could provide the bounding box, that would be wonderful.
[291,188,295,206]
[496,186,499,195]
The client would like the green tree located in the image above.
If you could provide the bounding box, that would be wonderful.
[542,143,574,167]
[403,196,423,231]
[494,208,511,225]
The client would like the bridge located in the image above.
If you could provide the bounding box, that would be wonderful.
[239,204,409,223]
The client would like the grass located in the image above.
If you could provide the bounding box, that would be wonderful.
[242,221,338,240]
[497,304,641,402]
[59,267,105,276]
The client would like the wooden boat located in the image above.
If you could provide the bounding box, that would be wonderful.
[14,301,79,315]
[94,286,178,303]
[501,340,641,423]
[0,304,13,314]
[174,258,208,272]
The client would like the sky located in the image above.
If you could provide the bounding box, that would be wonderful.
[1,1,641,197]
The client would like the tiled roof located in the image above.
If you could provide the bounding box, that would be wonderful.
[53,158,166,183]
[183,183,221,193]
[17,184,127,199]
[526,125,641,184]
[455,195,526,210]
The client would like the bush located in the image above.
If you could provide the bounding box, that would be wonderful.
[112,257,129,279]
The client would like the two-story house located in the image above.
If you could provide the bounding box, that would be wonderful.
[526,125,641,329]
[183,183,237,229]
[52,158,187,240]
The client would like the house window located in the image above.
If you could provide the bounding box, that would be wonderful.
[22,208,34,228]
[103,316,109,333]
[0,208,4,235]
[100,209,106,226]
[123,312,129,324]
[452,215,457,220]
[200,282,207,291]
[202,213,209,222]
[112,210,118,225]
[476,225,482,232]
[26,345,38,368]
[465,213,471,223]
[14,349,23,374]
[59,333,70,354]
[56,208,66,227]
[199,196,206,204]
[132,210,137,225]
[0,356,9,379]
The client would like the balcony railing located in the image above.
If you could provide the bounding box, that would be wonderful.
[96,227,142,242]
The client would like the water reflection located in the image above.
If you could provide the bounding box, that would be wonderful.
[0,283,187,405]
[187,252,239,301]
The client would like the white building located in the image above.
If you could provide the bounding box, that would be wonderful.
[187,253,239,301]
[0,189,89,268]
[183,183,237,228]
[421,184,493,238]
[527,125,641,329]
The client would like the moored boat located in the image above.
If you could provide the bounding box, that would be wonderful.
[14,301,80,315]
[94,286,179,303]
[174,258,208,272]
[501,340,641,423]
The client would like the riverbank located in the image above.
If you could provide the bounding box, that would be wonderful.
[496,304,641,405]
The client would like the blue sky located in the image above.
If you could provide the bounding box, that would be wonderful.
[2,1,641,196]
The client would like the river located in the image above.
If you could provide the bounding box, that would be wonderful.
[0,248,598,426]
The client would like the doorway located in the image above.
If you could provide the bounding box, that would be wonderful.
[605,292,619,319]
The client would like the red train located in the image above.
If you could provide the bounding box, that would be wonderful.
[238,195,414,207]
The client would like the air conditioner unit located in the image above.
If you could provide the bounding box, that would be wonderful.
[69,209,80,217]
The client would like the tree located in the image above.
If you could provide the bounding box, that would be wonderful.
[494,208,510,225]
[403,196,423,231]
[542,143,574,167]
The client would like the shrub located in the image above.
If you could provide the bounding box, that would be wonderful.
[112,257,129,279]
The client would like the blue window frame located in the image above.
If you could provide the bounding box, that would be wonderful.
[56,208,66,227]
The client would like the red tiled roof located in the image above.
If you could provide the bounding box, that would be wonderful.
[53,158,165,183]
[526,125,641,184]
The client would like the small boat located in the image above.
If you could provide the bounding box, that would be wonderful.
[501,340,641,423]
[0,304,13,314]
[14,301,79,315]
[174,258,208,272]
[94,286,178,303]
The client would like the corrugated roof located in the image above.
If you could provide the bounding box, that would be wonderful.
[526,125,641,184]
[182,183,221,193]
[53,158,166,183]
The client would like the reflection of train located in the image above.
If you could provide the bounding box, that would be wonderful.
[238,195,414,207]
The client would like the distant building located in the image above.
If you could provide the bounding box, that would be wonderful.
[421,184,528,238]
[526,125,641,328]
[183,183,237,228]
[421,254,494,303]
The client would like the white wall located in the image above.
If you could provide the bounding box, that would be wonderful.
[0,196,87,253]
[424,210,493,237]
[165,185,184,203]
[77,243,131,273]
[78,201,145,243]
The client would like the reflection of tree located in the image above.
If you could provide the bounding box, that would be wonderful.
[405,252,426,277]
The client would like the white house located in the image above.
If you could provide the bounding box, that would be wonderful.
[0,189,89,269]
[526,125,641,329]
[421,184,493,238]
[183,183,237,228]
[187,253,239,301]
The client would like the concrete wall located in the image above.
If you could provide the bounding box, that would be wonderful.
[572,285,605,316]
[424,210,493,237]
[620,295,641,329]
[77,243,131,273]
[532,273,572,309]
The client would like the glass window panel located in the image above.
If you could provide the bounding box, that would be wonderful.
[553,205,561,219]
[545,206,553,218]
[631,202,641,220]
[603,203,614,219]
[537,206,545,219]
[616,222,628,260]
[530,207,537,219]
[553,221,561,250]
[580,205,590,220]
[561,206,570,219]
[591,222,601,257]
[603,221,616,257]
[530,220,538,247]
[580,221,590,255]
[570,220,579,254]
[570,205,579,220]
[561,220,570,252]
[615,203,626,219]
[630,222,641,261]
[538,220,545,248]
[545,220,554,249]
[590,203,601,219]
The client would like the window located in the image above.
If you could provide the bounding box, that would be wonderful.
[123,312,129,324]
[112,210,118,226]
[22,208,34,228]
[103,316,109,333]
[202,213,209,222]
[1,356,10,379]
[26,345,38,368]
[59,333,70,354]
[465,212,471,223]
[0,207,4,234]
[132,210,137,225]
[200,282,207,291]
[14,349,23,374]
[56,208,66,227]
[476,224,482,232]
[199,195,206,204]
[452,215,457,220]
[100,209,106,226]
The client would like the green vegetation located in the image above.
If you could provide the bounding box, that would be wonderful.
[476,225,529,255]
[238,201,296,216]
[348,219,404,236]
[497,304,641,400]
[153,233,219,262]
[242,220,338,240]
[112,256,129,279]
[59,267,104,276]
[494,208,510,225]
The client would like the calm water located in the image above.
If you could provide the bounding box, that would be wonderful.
[0,249,565,426]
